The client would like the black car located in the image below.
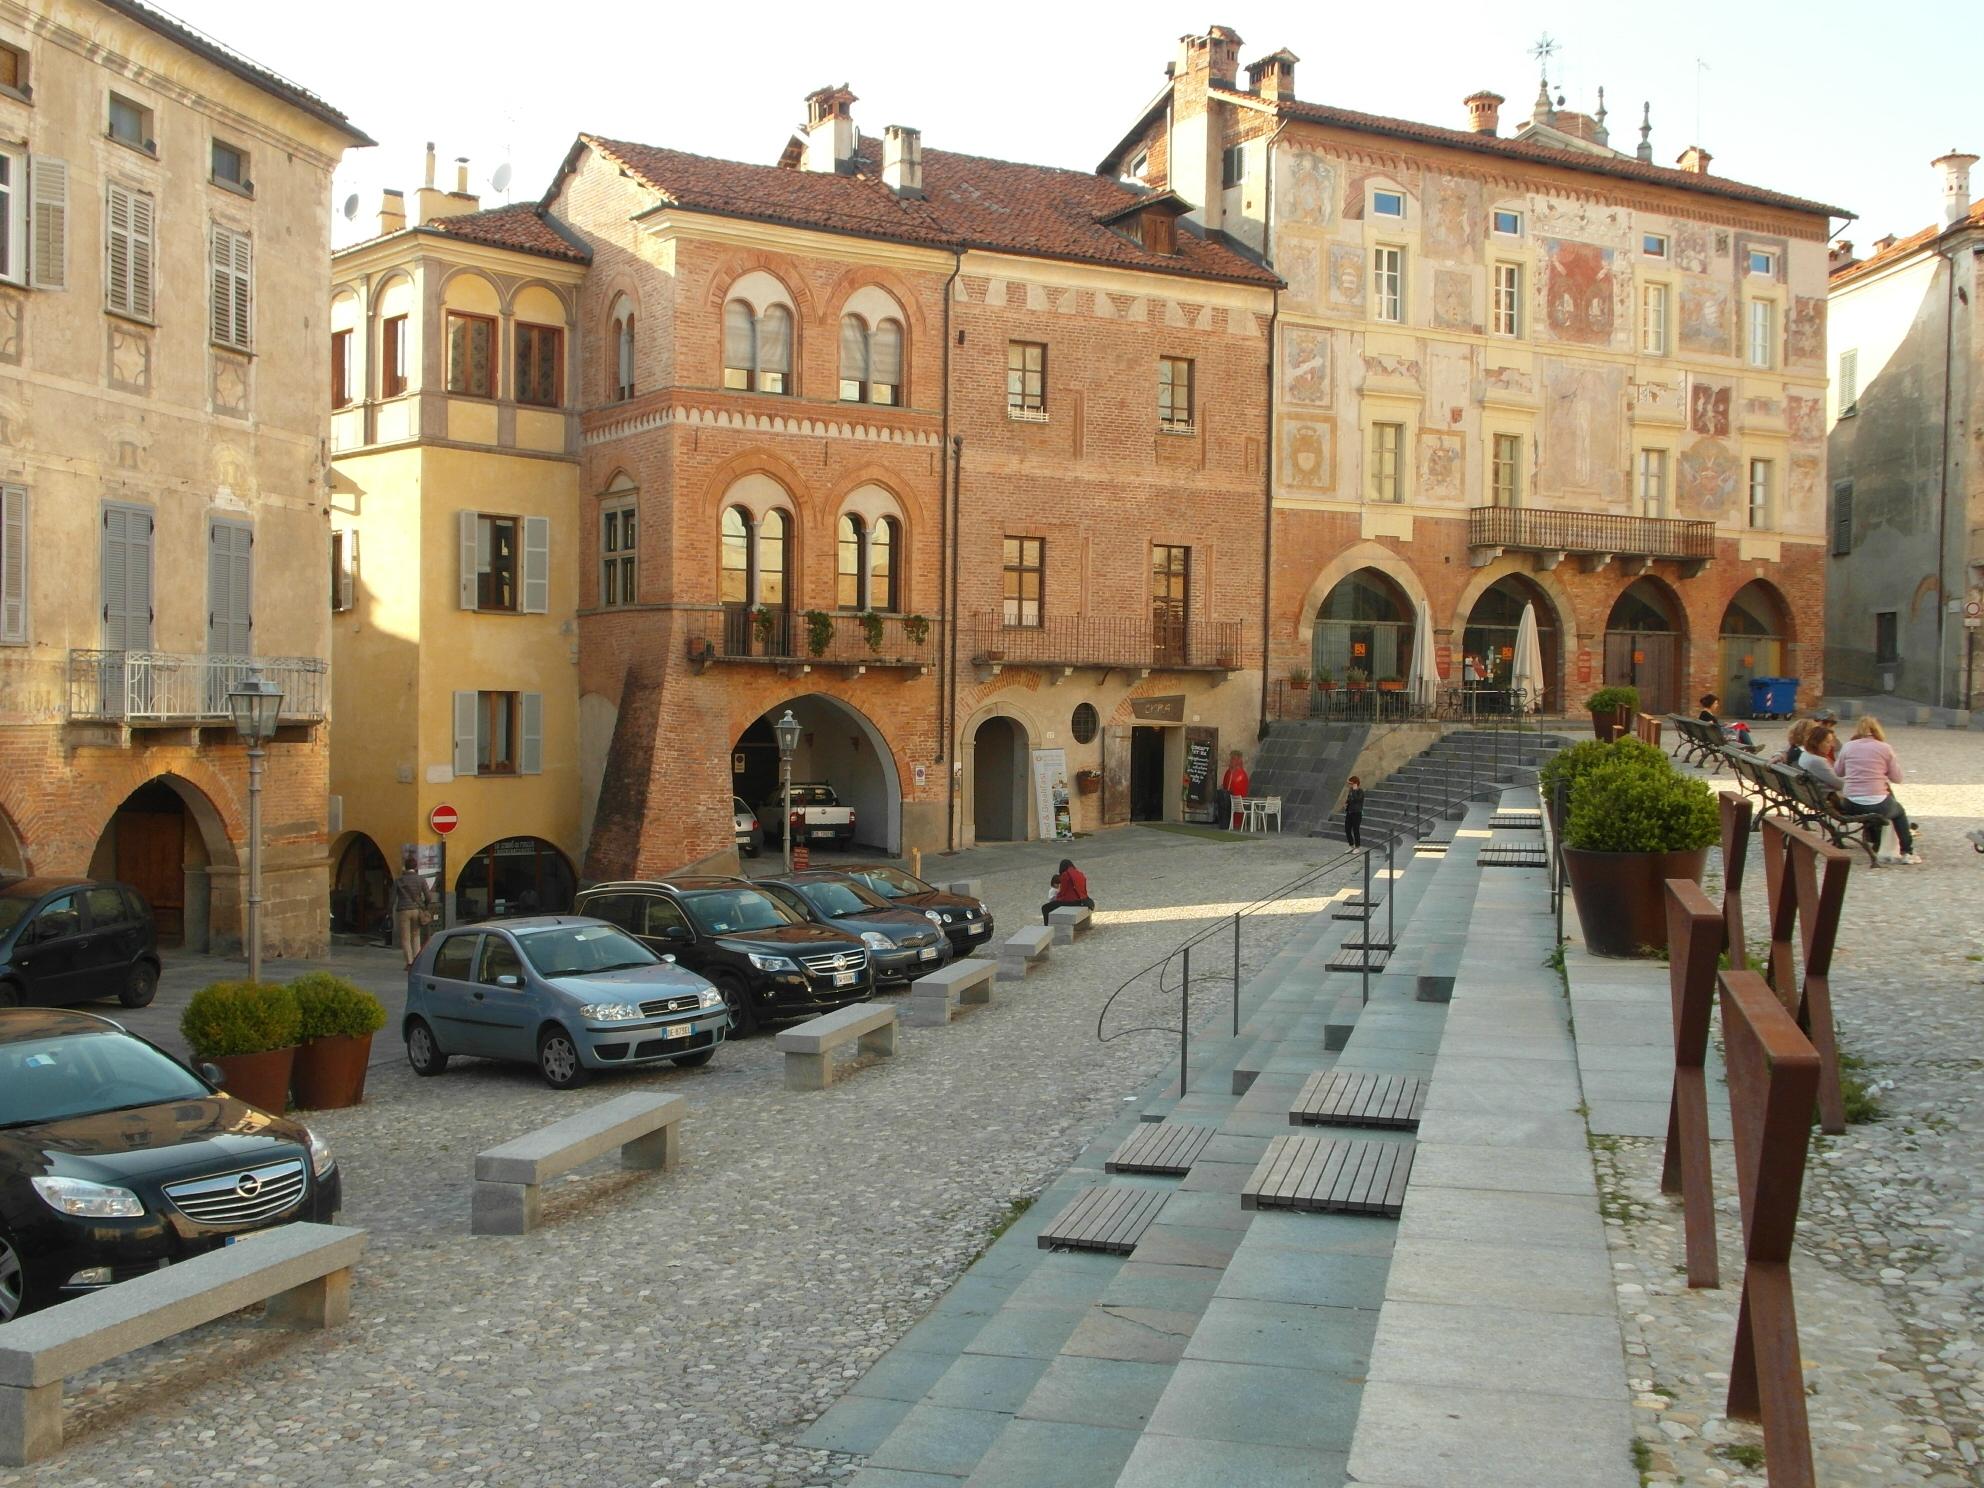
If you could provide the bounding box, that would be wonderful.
[755,872,953,987]
[574,878,872,1035]
[0,1008,341,1321]
[838,864,996,956]
[0,876,161,1010]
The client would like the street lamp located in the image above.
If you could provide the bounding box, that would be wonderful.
[773,708,802,871]
[227,670,284,983]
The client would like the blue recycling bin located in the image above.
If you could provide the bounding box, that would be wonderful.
[1747,676,1798,718]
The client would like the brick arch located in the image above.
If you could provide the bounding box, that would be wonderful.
[701,252,817,320]
[1603,571,1689,637]
[823,462,936,538]
[698,450,809,527]
[1718,576,1795,642]
[819,263,932,337]
[86,768,243,873]
[1450,558,1583,659]
[1290,542,1432,649]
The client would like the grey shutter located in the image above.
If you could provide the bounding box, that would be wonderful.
[29,156,66,291]
[207,519,252,655]
[453,691,478,776]
[101,506,152,650]
[210,225,252,350]
[105,184,133,316]
[1,485,26,644]
[519,692,543,775]
[129,189,155,321]
[459,509,478,609]
[521,515,550,614]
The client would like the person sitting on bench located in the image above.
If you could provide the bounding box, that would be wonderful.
[1699,694,1757,751]
[1042,859,1094,926]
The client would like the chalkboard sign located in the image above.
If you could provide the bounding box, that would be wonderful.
[1183,728,1216,821]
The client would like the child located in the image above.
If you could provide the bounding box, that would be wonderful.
[1343,776,1365,849]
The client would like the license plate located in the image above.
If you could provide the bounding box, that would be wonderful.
[833,970,857,987]
[919,947,938,961]
[970,923,988,936]
[811,829,835,840]
[664,1023,688,1039]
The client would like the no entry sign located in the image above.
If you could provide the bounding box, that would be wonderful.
[429,803,459,836]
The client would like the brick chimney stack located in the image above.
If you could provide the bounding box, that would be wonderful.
[882,124,923,198]
[803,85,859,174]
[1828,240,1855,270]
[1933,150,1979,227]
[1178,25,1243,87]
[1246,49,1298,102]
[1464,91,1504,136]
[1676,145,1713,176]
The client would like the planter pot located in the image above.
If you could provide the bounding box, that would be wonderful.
[210,1045,298,1114]
[1562,846,1710,958]
[1589,707,1630,742]
[1075,775,1102,796]
[1377,683,1404,694]
[290,1032,375,1110]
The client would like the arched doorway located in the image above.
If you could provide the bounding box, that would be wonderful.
[1311,568,1415,685]
[453,836,575,922]
[87,777,233,951]
[1718,582,1793,718]
[1604,578,1685,715]
[331,833,390,938]
[973,716,1027,842]
[732,693,903,854]
[1462,575,1562,712]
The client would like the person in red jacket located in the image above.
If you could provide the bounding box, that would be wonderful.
[1042,859,1093,925]
[1219,751,1250,830]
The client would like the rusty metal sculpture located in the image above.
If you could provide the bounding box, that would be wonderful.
[1718,792,1755,969]
[1719,968,1821,1488]
[1660,879,1725,1288]
[1759,817,1850,1133]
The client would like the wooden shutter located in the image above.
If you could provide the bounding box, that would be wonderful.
[207,519,252,655]
[459,509,478,609]
[106,183,154,319]
[453,691,478,776]
[521,515,550,613]
[519,692,543,775]
[101,505,153,650]
[1,485,26,645]
[29,156,65,290]
[210,225,252,350]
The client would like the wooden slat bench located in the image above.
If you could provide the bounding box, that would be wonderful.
[1047,904,1093,945]
[775,1003,899,1090]
[472,1092,685,1235]
[1326,946,1391,973]
[1486,811,1542,829]
[1478,844,1549,868]
[0,1222,367,1465]
[1414,839,1452,856]
[1036,1185,1168,1254]
[997,924,1054,981]
[1290,1071,1428,1130]
[1340,931,1394,951]
[1106,1122,1216,1176]
[1332,899,1381,921]
[1241,1134,1414,1217]
[904,958,995,1026]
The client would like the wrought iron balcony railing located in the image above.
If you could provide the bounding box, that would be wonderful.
[67,652,329,725]
[1468,507,1716,561]
[686,607,937,668]
[967,614,1242,671]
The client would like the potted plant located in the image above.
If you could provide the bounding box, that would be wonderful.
[751,606,776,651]
[1538,736,1668,835]
[1583,684,1640,742]
[180,980,303,1113]
[1346,667,1370,693]
[1561,755,1719,957]
[804,609,833,658]
[287,972,387,1110]
[1376,675,1406,693]
[902,613,931,646]
[860,610,885,653]
[684,635,713,663]
[1287,667,1311,690]
[1074,768,1103,796]
[1315,668,1337,693]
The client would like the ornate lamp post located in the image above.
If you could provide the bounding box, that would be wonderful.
[773,709,802,872]
[227,670,284,982]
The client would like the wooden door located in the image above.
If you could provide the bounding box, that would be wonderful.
[116,809,184,945]
[1101,726,1131,826]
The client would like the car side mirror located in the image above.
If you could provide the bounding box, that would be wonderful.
[661,953,677,964]
[199,1062,226,1086]
[664,925,691,942]
[496,974,522,988]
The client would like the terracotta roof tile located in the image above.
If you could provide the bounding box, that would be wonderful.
[425,203,591,263]
[1830,197,1984,286]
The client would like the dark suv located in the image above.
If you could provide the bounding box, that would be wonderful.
[0,878,161,1011]
[574,878,871,1035]
[838,864,996,957]
[756,872,952,987]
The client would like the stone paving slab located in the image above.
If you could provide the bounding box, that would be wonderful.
[1365,1298,1631,1401]
[960,1418,1139,1488]
[1348,1380,1635,1488]
[1115,1434,1346,1488]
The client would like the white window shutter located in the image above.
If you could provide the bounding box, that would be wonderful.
[521,515,550,613]
[459,510,478,609]
[29,156,66,291]
[1,486,27,645]
[207,226,252,350]
[106,184,132,315]
[520,692,543,775]
[453,691,478,776]
[129,190,154,321]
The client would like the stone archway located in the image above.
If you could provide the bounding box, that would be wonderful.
[330,831,391,938]
[1718,580,1795,718]
[972,717,1028,842]
[734,692,904,855]
[1604,576,1688,715]
[87,775,238,952]
[1461,573,1566,713]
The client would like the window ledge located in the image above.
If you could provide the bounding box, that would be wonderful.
[210,176,255,200]
[1008,408,1049,424]
[105,307,156,330]
[210,341,254,358]
[1158,423,1196,437]
[0,83,29,106]
[107,133,157,160]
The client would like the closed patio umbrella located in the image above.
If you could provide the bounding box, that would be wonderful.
[1409,598,1441,711]
[1512,602,1545,713]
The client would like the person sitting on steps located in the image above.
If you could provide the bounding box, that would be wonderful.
[1042,859,1094,926]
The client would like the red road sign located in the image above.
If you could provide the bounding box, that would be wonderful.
[429,804,459,836]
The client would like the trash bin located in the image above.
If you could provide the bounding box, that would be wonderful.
[1747,677,1798,718]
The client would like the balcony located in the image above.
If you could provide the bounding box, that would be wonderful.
[967,615,1242,675]
[67,653,329,726]
[1468,507,1715,575]
[685,607,937,673]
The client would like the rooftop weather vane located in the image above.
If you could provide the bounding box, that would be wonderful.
[1531,33,1559,81]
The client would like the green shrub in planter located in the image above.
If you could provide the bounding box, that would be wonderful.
[1538,736,1668,802]
[180,980,302,1059]
[287,972,387,1041]
[1566,756,1719,854]
[1583,685,1640,715]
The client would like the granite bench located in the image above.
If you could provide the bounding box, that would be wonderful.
[774,1002,898,1090]
[1047,904,1093,944]
[904,957,996,1026]
[996,924,1054,981]
[471,1092,685,1235]
[0,1221,367,1465]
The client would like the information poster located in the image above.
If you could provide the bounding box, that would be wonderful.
[1183,729,1216,823]
[1031,748,1072,840]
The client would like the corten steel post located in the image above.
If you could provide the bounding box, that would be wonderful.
[1760,818,1851,1134]
[1718,793,1756,969]
[1719,968,1821,1488]
[1179,946,1190,1098]
[1232,912,1241,1036]
[1661,880,1725,1289]
[1360,849,1371,1005]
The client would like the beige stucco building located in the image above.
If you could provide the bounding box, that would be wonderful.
[0,0,366,956]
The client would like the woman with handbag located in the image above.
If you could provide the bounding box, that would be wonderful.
[392,854,435,967]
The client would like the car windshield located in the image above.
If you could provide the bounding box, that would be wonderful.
[0,898,29,937]
[684,888,799,934]
[848,866,927,899]
[517,924,658,979]
[788,786,837,806]
[800,880,890,917]
[0,1031,208,1128]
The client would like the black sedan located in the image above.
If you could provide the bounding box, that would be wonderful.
[838,864,996,956]
[0,1008,341,1321]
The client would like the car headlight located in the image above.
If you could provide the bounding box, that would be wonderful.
[925,909,945,924]
[747,952,799,972]
[305,1129,336,1178]
[697,986,725,1009]
[32,1175,145,1219]
[578,1001,645,1021]
[860,931,893,950]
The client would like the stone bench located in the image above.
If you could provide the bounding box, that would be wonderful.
[997,924,1054,981]
[1047,904,1093,944]
[774,1002,899,1090]
[945,878,983,899]
[905,958,996,1026]
[472,1092,685,1236]
[0,1221,366,1465]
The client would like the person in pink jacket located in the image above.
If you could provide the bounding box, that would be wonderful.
[1835,717,1918,864]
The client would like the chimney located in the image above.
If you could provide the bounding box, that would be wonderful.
[1933,150,1979,228]
[1874,233,1899,253]
[1828,240,1855,270]
[1677,145,1713,176]
[882,124,923,198]
[1178,25,1243,87]
[455,156,470,193]
[415,145,479,224]
[424,141,436,188]
[1245,49,1298,102]
[1464,90,1504,136]
[802,84,859,174]
[377,188,406,236]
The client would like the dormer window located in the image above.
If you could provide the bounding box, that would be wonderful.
[1128,151,1148,181]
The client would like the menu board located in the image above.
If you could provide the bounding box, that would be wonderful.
[1183,728,1217,822]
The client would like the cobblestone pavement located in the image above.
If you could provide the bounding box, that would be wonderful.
[1601,722,1984,1486]
[0,826,1341,1488]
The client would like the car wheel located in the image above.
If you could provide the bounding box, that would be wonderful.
[537,1026,590,1089]
[671,1048,715,1068]
[405,1017,449,1076]
[0,1227,29,1324]
[119,961,159,1009]
[714,971,758,1038]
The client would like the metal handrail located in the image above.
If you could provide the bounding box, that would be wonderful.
[66,651,328,723]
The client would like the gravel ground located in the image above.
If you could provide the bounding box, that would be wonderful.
[2,826,1342,1488]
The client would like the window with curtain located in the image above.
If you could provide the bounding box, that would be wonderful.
[871,517,897,611]
[871,321,902,405]
[609,298,635,401]
[723,301,754,391]
[722,300,793,394]
[757,306,791,394]
[839,315,869,402]
[837,514,863,608]
[514,323,561,407]
[756,509,788,607]
[720,507,751,605]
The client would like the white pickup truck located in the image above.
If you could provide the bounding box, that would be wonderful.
[762,783,857,851]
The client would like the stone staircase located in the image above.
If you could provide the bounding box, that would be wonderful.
[1313,727,1570,846]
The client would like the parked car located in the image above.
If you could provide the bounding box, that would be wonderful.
[838,864,997,956]
[575,878,871,1036]
[0,1007,341,1322]
[404,916,730,1089]
[0,877,161,1011]
[733,796,765,858]
[758,783,857,850]
[755,872,952,987]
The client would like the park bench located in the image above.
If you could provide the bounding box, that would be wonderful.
[1047,904,1093,944]
[471,1092,684,1235]
[1726,753,1796,819]
[0,1221,366,1465]
[1774,767,1879,865]
[1671,716,1728,770]
[904,958,994,1026]
[774,1002,898,1090]
[996,924,1053,981]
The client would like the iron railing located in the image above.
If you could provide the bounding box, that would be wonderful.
[67,652,328,724]
[1269,683,1541,723]
[1468,506,1716,561]
[688,606,937,667]
[968,614,1242,671]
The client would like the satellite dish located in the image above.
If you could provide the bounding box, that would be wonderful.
[490,162,513,194]
[341,193,360,222]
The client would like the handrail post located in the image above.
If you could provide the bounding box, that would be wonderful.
[1179,947,1191,1097]
[1232,910,1241,1036]
[1387,834,1396,948]
[1360,850,1372,1006]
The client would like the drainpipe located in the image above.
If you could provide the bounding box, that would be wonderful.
[1257,120,1288,736]
[1934,244,1960,710]
[938,252,962,850]
[947,433,964,850]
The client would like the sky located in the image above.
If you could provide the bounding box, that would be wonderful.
[161,0,1982,252]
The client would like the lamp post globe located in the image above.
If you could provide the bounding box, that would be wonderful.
[773,709,801,870]
[226,671,285,983]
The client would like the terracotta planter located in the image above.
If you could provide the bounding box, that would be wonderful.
[291,1032,375,1110]
[1589,707,1630,742]
[1562,846,1710,957]
[1075,774,1102,796]
[210,1045,298,1114]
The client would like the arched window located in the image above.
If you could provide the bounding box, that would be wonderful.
[756,509,789,608]
[871,516,898,611]
[832,511,902,611]
[838,315,905,405]
[608,296,635,402]
[720,507,751,605]
[837,515,864,609]
[725,301,792,395]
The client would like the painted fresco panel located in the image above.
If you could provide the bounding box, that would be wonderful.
[1679,282,1731,356]
[1417,430,1465,502]
[1542,240,1615,346]
[1327,243,1365,314]
[1539,359,1627,502]
[1432,269,1473,332]
[1280,149,1335,227]
[1281,416,1336,492]
[1676,437,1739,517]
[1282,326,1333,407]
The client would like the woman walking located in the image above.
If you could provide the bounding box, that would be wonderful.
[1835,717,1919,864]
[391,854,435,966]
[1342,776,1365,849]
